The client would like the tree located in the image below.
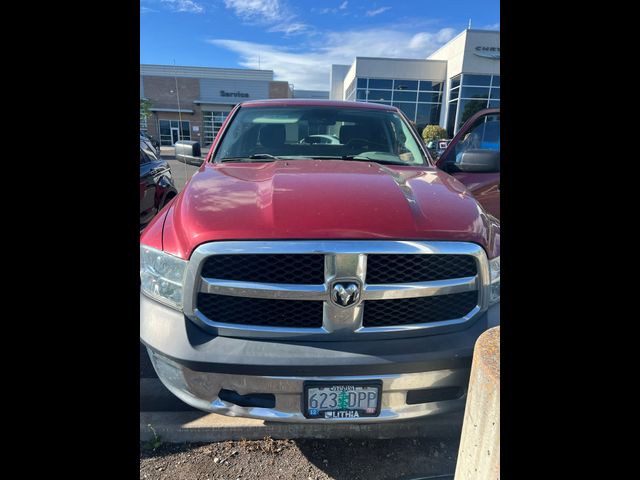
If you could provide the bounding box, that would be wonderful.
[422,124,448,142]
[140,98,153,131]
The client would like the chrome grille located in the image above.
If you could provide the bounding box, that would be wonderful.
[184,241,490,341]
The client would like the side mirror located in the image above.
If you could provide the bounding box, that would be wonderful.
[457,149,500,173]
[175,140,203,166]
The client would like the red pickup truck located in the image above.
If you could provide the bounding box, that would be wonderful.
[140,99,500,422]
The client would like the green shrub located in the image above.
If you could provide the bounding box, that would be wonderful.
[422,125,448,142]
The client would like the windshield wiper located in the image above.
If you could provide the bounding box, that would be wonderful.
[219,154,284,162]
[310,155,409,166]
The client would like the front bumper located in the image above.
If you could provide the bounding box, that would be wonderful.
[140,293,499,422]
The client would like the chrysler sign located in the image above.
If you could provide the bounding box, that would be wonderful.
[474,46,500,59]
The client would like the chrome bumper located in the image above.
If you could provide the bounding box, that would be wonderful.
[147,347,469,423]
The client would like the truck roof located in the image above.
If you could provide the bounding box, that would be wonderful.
[240,98,397,111]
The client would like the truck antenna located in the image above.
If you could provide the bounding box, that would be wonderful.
[173,60,187,181]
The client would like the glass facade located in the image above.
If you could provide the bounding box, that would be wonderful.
[158,119,191,146]
[447,74,500,136]
[345,77,443,129]
[203,111,230,146]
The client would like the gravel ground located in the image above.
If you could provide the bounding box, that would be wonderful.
[140,436,458,480]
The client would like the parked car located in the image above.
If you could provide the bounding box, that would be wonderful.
[426,138,451,160]
[435,108,500,219]
[140,99,499,423]
[140,139,177,229]
[141,131,161,155]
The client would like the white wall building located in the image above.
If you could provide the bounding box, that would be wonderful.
[330,29,500,136]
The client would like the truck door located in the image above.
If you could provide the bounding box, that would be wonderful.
[436,109,500,220]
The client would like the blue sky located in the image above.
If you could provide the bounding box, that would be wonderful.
[140,0,499,90]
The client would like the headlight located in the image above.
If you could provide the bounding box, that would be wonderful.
[489,256,500,304]
[140,245,188,310]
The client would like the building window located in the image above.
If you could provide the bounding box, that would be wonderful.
[456,99,489,132]
[203,111,229,146]
[394,80,418,91]
[446,101,458,137]
[418,92,441,103]
[158,119,191,146]
[392,101,417,120]
[419,80,443,92]
[462,74,491,86]
[460,86,490,99]
[346,76,441,129]
[449,74,500,134]
[416,103,440,126]
[393,90,418,102]
[368,89,392,101]
[368,78,393,89]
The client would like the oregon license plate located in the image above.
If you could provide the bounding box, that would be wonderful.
[303,381,382,419]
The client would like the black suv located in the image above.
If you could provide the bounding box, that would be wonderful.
[141,131,161,155]
[140,140,177,229]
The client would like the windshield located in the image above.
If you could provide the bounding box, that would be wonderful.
[213,106,428,165]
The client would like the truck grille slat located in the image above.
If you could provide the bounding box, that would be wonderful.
[366,254,477,283]
[362,291,478,327]
[201,254,324,284]
[197,293,324,328]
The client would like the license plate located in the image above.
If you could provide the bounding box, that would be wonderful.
[303,381,382,419]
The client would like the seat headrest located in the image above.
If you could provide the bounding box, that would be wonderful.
[339,125,368,145]
[259,124,286,148]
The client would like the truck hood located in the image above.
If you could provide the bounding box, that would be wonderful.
[162,160,499,259]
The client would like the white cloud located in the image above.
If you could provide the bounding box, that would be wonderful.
[315,1,348,14]
[268,22,309,35]
[366,6,391,17]
[224,0,287,23]
[208,27,456,90]
[160,0,204,13]
[483,22,500,30]
[224,0,309,35]
[409,28,455,50]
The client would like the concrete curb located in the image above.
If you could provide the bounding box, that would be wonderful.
[140,410,464,443]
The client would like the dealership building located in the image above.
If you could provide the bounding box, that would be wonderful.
[140,64,329,147]
[330,29,499,136]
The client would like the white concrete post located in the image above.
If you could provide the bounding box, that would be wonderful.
[454,326,500,480]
